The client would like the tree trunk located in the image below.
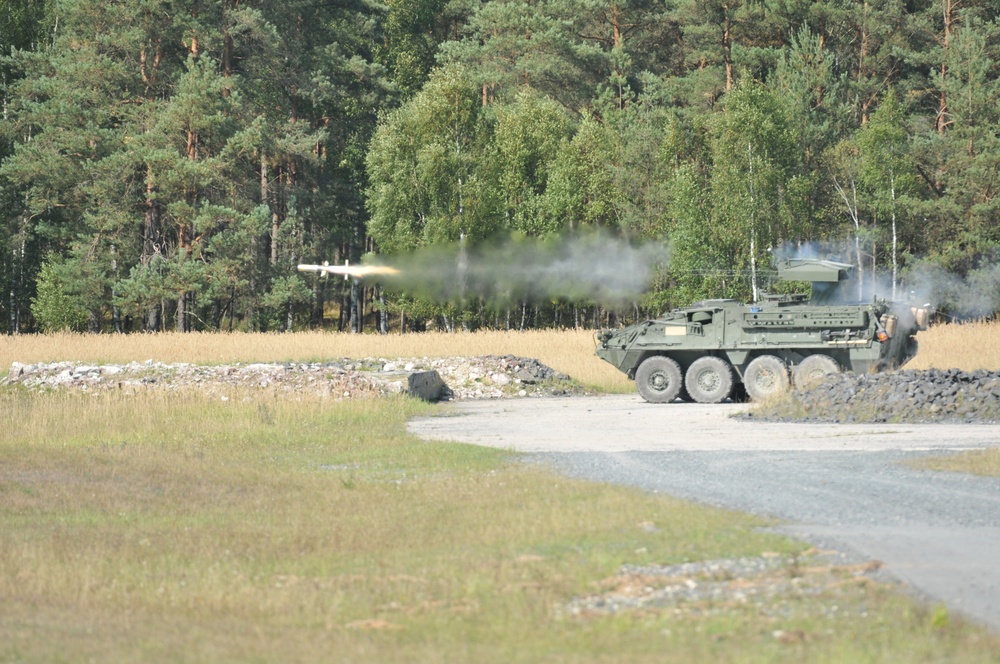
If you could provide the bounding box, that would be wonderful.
[350,279,362,333]
[747,143,759,302]
[143,176,162,331]
[890,171,898,300]
[723,11,734,91]
[936,0,955,133]
[111,243,121,332]
[378,288,388,334]
[859,0,870,125]
[177,292,186,332]
[269,161,281,267]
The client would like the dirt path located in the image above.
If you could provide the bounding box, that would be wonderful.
[409,395,1000,631]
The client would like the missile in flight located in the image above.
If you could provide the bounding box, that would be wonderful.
[297,261,400,279]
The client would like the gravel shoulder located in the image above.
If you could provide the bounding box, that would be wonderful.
[408,394,1000,632]
[408,395,1000,452]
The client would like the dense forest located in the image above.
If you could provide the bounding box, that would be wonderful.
[2,0,999,334]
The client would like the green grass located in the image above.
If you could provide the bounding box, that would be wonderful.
[2,388,999,662]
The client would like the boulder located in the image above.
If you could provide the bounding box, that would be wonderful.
[407,370,449,402]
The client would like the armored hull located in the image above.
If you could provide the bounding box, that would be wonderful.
[596,259,931,403]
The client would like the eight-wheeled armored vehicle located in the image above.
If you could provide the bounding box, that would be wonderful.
[595,259,932,403]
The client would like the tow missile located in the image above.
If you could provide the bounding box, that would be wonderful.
[297,262,400,279]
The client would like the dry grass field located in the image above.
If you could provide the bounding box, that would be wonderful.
[3,319,998,391]
[4,320,999,369]
[3,390,997,662]
[3,323,1000,661]
[905,320,1000,371]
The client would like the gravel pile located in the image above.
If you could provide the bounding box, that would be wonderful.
[757,368,1000,424]
[560,551,884,621]
[3,355,584,401]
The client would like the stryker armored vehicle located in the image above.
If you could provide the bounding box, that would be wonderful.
[595,258,932,403]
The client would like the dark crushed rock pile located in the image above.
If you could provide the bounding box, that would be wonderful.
[754,368,1000,424]
[2,355,584,401]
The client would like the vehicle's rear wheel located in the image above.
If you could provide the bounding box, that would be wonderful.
[793,354,840,388]
[743,355,790,401]
[684,356,734,404]
[635,356,683,403]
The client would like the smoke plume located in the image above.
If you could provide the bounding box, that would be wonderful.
[773,241,1000,317]
[903,259,1000,319]
[367,233,669,307]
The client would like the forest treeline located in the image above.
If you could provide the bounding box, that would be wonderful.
[2,0,999,334]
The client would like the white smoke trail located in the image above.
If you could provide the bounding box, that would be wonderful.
[368,232,669,306]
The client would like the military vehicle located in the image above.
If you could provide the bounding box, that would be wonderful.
[595,258,932,403]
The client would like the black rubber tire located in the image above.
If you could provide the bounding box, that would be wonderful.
[684,356,734,404]
[793,354,840,388]
[635,356,683,403]
[743,355,790,401]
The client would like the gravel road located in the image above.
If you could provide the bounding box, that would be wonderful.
[408,395,1000,632]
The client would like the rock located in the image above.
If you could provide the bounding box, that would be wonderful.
[759,368,1000,424]
[407,370,447,402]
[514,369,537,384]
[2,355,586,402]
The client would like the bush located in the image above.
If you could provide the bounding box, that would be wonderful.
[30,256,89,332]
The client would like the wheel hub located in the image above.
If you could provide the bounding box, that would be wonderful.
[697,371,720,391]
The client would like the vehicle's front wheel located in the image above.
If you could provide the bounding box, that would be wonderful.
[635,356,683,403]
[684,356,734,404]
[743,355,790,401]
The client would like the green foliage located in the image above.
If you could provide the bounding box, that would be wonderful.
[366,65,496,253]
[9,0,1000,330]
[707,81,800,300]
[486,92,573,235]
[30,256,89,332]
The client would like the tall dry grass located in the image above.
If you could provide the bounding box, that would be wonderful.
[3,321,998,394]
[904,320,1000,371]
